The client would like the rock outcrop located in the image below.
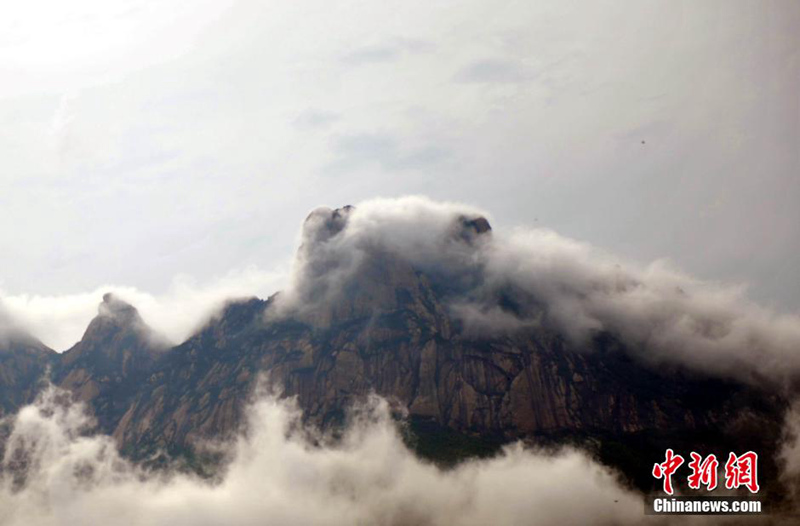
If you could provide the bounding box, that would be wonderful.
[52,294,166,434]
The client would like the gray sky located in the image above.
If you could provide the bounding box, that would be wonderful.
[1,0,798,348]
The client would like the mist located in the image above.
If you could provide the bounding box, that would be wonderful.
[0,266,287,351]
[0,386,646,526]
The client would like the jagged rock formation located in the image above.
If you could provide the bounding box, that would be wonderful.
[52,293,166,434]
[0,207,790,496]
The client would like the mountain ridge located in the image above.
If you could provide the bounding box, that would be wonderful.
[0,204,793,500]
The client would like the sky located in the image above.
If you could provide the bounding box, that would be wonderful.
[1,0,798,347]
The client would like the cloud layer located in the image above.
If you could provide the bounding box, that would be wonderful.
[0,267,286,350]
[0,386,644,526]
[1,0,797,313]
[278,196,800,388]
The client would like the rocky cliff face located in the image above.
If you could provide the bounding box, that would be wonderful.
[0,207,790,495]
[52,293,166,435]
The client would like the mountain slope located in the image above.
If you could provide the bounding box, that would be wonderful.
[52,293,166,434]
[0,333,55,418]
[79,208,786,496]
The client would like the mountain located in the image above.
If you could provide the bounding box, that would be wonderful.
[51,293,167,435]
[0,206,791,498]
[0,330,55,418]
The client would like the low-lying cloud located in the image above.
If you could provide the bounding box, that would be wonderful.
[0,266,286,351]
[0,386,645,526]
[2,196,800,524]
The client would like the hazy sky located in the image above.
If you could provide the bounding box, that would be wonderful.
[1,0,798,313]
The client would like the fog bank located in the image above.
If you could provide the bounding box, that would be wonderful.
[0,386,645,526]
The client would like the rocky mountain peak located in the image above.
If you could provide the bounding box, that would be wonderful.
[54,294,165,423]
[97,293,143,326]
[71,293,158,350]
[60,294,161,371]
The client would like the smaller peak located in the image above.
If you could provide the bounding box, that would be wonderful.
[59,294,163,373]
[63,293,163,359]
[0,304,51,353]
[0,322,52,355]
[97,293,142,326]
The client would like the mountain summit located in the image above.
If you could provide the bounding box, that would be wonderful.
[60,293,161,370]
[51,294,165,432]
[97,292,145,326]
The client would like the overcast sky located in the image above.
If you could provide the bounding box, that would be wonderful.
[1,0,798,319]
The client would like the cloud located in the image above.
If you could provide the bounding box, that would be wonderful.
[0,385,645,526]
[273,197,490,323]
[483,229,800,388]
[2,0,798,314]
[454,59,534,84]
[47,93,76,159]
[0,305,23,348]
[277,196,800,389]
[0,0,236,100]
[0,266,286,351]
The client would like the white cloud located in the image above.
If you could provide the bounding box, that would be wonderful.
[1,266,286,350]
[0,0,797,312]
[0,385,646,526]
[279,196,800,388]
[0,0,235,94]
